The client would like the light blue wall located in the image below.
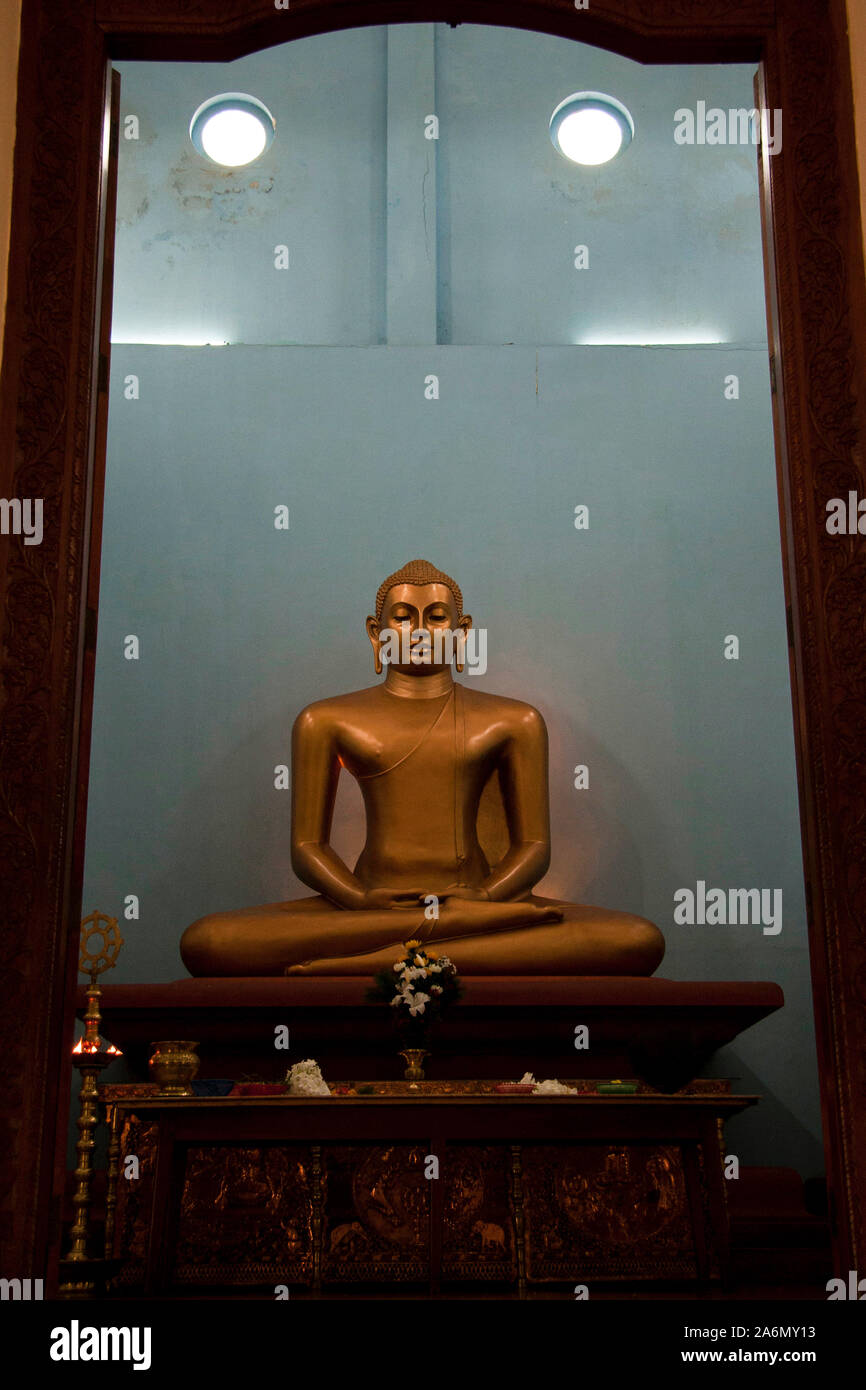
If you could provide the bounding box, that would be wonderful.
[111,25,767,347]
[111,27,388,345]
[84,25,822,1177]
[434,26,768,345]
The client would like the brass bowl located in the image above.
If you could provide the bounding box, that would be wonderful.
[148,1040,200,1096]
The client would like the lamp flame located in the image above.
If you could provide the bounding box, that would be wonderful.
[72,1038,122,1056]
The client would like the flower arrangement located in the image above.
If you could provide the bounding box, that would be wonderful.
[284,1058,331,1096]
[519,1071,576,1095]
[367,940,463,1044]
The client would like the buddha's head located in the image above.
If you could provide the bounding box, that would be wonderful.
[366,559,473,676]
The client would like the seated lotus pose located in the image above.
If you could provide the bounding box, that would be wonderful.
[181,559,665,977]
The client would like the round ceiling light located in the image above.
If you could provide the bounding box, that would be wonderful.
[190,92,275,167]
[549,92,634,166]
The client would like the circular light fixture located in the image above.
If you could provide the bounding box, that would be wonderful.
[190,92,275,167]
[549,92,634,166]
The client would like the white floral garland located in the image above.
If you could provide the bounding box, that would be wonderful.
[285,1058,331,1096]
[519,1071,575,1095]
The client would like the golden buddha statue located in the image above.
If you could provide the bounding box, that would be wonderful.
[181,560,665,977]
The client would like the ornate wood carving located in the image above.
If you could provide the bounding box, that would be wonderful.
[110,1115,157,1285]
[522,1144,696,1280]
[762,0,866,1274]
[322,1145,430,1282]
[1,0,864,1282]
[108,1127,723,1289]
[0,0,108,1276]
[442,1145,515,1281]
[174,1145,313,1284]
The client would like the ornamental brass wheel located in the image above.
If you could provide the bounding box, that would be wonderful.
[79,910,124,977]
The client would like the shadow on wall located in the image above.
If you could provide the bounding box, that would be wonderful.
[544,706,677,916]
[706,1044,826,1180]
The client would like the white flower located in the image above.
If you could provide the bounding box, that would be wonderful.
[431,984,442,995]
[393,962,404,973]
[532,1078,574,1095]
[429,963,442,973]
[286,1059,330,1096]
[408,992,430,1016]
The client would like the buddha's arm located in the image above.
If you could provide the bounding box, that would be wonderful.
[290,707,368,909]
[475,706,552,902]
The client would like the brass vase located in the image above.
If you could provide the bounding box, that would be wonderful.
[399,1048,428,1083]
[148,1040,200,1096]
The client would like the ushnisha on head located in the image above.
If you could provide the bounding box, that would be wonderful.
[366,559,473,675]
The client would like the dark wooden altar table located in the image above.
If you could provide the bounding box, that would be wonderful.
[104,1088,756,1297]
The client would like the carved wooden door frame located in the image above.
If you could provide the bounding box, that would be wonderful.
[1,0,864,1282]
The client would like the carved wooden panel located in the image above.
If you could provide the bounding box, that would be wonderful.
[0,0,108,1275]
[1,0,864,1282]
[106,1131,719,1289]
[322,1145,430,1282]
[111,1115,157,1286]
[442,1145,515,1281]
[174,1144,313,1285]
[522,1143,697,1281]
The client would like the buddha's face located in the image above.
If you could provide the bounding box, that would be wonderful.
[366,583,472,675]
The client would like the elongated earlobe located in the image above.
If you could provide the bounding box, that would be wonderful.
[366,614,383,675]
[455,621,470,674]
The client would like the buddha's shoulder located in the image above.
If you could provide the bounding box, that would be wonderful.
[292,685,384,732]
[460,685,547,734]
